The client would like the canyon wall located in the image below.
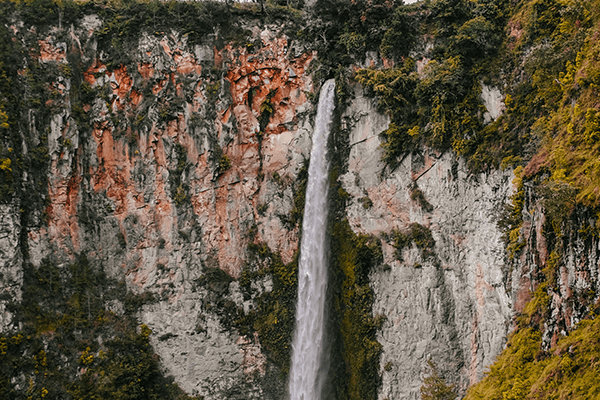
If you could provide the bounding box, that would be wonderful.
[3,8,597,400]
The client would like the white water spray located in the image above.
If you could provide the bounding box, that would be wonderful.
[288,79,336,400]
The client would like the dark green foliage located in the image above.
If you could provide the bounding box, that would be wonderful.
[0,256,192,399]
[69,325,197,400]
[259,89,278,132]
[355,59,419,170]
[304,0,406,81]
[195,241,298,374]
[392,223,436,261]
[196,266,234,297]
[330,219,383,400]
[410,184,433,212]
[359,195,373,209]
[420,359,457,400]
[238,244,298,373]
[16,0,61,29]
[91,0,239,60]
[429,0,470,39]
[380,6,418,61]
[0,15,29,202]
[245,254,297,372]
[169,143,190,206]
[497,166,526,257]
[355,0,517,173]
[287,159,310,229]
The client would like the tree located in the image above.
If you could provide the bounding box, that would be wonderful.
[420,358,457,400]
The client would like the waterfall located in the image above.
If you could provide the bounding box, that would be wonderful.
[288,79,336,400]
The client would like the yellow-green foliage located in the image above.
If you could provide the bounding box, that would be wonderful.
[500,0,600,207]
[391,222,436,261]
[522,282,551,325]
[465,316,600,400]
[218,154,231,172]
[420,359,457,400]
[245,250,298,373]
[236,241,298,374]
[355,0,512,172]
[542,21,600,204]
[505,166,526,257]
[0,110,8,130]
[355,61,418,169]
[332,219,383,400]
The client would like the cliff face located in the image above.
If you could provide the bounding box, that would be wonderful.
[2,2,599,399]
[340,85,514,399]
[1,8,317,397]
[512,187,600,347]
[1,7,513,399]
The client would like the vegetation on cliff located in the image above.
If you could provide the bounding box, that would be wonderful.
[3,0,600,398]
[315,0,600,397]
[0,256,198,400]
[0,0,306,397]
[464,317,600,400]
[329,219,384,400]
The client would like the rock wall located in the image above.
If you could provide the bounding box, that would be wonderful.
[12,17,316,399]
[0,203,22,331]
[6,10,599,400]
[2,13,520,398]
[340,84,515,399]
[513,186,600,349]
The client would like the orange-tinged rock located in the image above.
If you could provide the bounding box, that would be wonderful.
[175,52,202,75]
[35,27,316,292]
[138,62,155,79]
[130,90,142,108]
[213,46,222,69]
[38,38,66,63]
[84,60,107,86]
[153,78,168,95]
[111,65,133,108]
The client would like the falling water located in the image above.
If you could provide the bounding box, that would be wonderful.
[288,79,336,400]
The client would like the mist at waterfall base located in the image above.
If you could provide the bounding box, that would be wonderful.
[288,79,336,400]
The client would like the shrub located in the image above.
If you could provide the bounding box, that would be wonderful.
[420,358,457,400]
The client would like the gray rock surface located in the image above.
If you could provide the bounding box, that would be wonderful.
[341,84,515,399]
[0,203,22,331]
[19,21,315,399]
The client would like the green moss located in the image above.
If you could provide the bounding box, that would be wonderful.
[287,160,309,229]
[391,222,436,261]
[359,195,373,209]
[465,316,600,400]
[238,244,298,373]
[0,13,50,217]
[218,155,231,172]
[410,184,433,212]
[169,143,190,206]
[352,0,522,173]
[498,166,526,258]
[420,358,457,400]
[330,219,383,400]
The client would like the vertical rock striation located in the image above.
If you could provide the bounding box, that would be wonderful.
[340,84,515,399]
[6,8,598,400]
[11,16,316,398]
